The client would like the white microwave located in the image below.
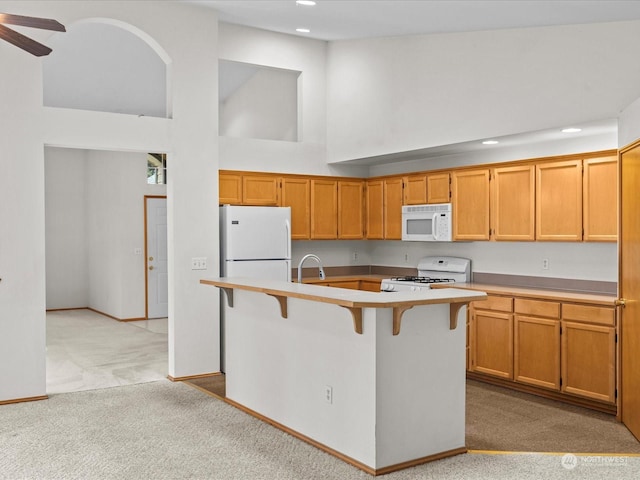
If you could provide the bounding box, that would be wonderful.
[401,203,452,241]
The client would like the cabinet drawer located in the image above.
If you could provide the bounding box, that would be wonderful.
[472,295,513,312]
[514,298,560,318]
[562,303,615,326]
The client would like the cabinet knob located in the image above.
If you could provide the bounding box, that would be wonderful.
[615,298,626,307]
[149,266,154,271]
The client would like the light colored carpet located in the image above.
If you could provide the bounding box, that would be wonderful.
[1,381,639,480]
[46,310,167,394]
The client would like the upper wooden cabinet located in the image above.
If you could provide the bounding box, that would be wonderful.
[426,172,450,204]
[452,169,491,241]
[242,174,279,206]
[219,149,617,243]
[384,177,404,240]
[536,160,583,241]
[338,180,364,239]
[403,174,427,205]
[491,165,535,241]
[583,156,617,242]
[280,177,310,240]
[311,179,338,239]
[365,179,384,239]
[219,172,242,205]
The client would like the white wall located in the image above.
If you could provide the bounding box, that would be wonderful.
[217,23,366,178]
[220,66,299,141]
[327,20,640,163]
[86,150,166,319]
[619,96,640,148]
[0,0,220,402]
[45,148,89,309]
[43,21,167,117]
[0,31,47,402]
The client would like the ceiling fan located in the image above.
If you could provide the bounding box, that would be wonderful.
[0,12,65,57]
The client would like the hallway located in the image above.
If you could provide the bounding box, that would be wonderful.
[46,309,168,395]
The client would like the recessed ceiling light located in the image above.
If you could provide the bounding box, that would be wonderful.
[296,0,317,5]
[296,28,311,33]
[482,140,499,145]
[562,127,582,133]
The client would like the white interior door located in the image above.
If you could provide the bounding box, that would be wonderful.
[146,197,168,318]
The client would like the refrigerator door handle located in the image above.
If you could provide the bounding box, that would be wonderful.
[285,219,291,259]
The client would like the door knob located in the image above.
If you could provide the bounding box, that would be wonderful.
[149,266,154,271]
[615,298,626,307]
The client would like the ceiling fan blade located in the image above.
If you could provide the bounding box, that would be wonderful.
[0,12,65,32]
[0,24,52,56]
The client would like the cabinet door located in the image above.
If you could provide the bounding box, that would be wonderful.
[280,177,310,240]
[514,315,560,390]
[219,172,242,205]
[491,165,535,241]
[403,174,427,205]
[338,180,364,239]
[536,160,582,241]
[384,177,404,240]
[311,179,337,239]
[426,172,450,204]
[452,169,490,241]
[359,279,381,292]
[583,156,617,242]
[470,308,513,379]
[242,174,279,206]
[561,321,616,404]
[365,180,384,239]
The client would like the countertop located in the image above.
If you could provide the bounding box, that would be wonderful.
[432,282,617,306]
[201,276,487,309]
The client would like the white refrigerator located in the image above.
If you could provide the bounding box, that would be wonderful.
[219,205,291,372]
[219,205,292,281]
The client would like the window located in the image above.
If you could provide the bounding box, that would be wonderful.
[147,153,167,185]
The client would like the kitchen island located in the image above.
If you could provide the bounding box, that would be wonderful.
[201,277,487,475]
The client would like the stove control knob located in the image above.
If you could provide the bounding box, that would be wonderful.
[381,284,394,292]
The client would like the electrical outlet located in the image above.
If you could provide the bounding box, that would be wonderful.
[542,258,549,270]
[352,251,358,262]
[404,253,409,263]
[324,385,333,404]
[191,257,207,270]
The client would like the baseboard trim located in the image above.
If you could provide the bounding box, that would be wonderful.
[0,395,48,406]
[225,396,466,476]
[87,308,145,322]
[168,372,222,382]
[46,307,88,312]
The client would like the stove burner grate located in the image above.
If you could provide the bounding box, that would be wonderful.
[390,276,455,284]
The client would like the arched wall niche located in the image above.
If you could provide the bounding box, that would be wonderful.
[43,18,172,118]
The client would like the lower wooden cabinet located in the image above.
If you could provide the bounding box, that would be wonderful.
[514,316,560,390]
[561,321,616,404]
[468,291,618,410]
[470,304,513,380]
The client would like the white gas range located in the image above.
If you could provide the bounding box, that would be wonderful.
[380,256,471,292]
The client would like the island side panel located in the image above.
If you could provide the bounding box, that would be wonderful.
[375,304,467,468]
[224,289,379,467]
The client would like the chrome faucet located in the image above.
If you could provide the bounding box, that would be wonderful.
[297,254,326,283]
